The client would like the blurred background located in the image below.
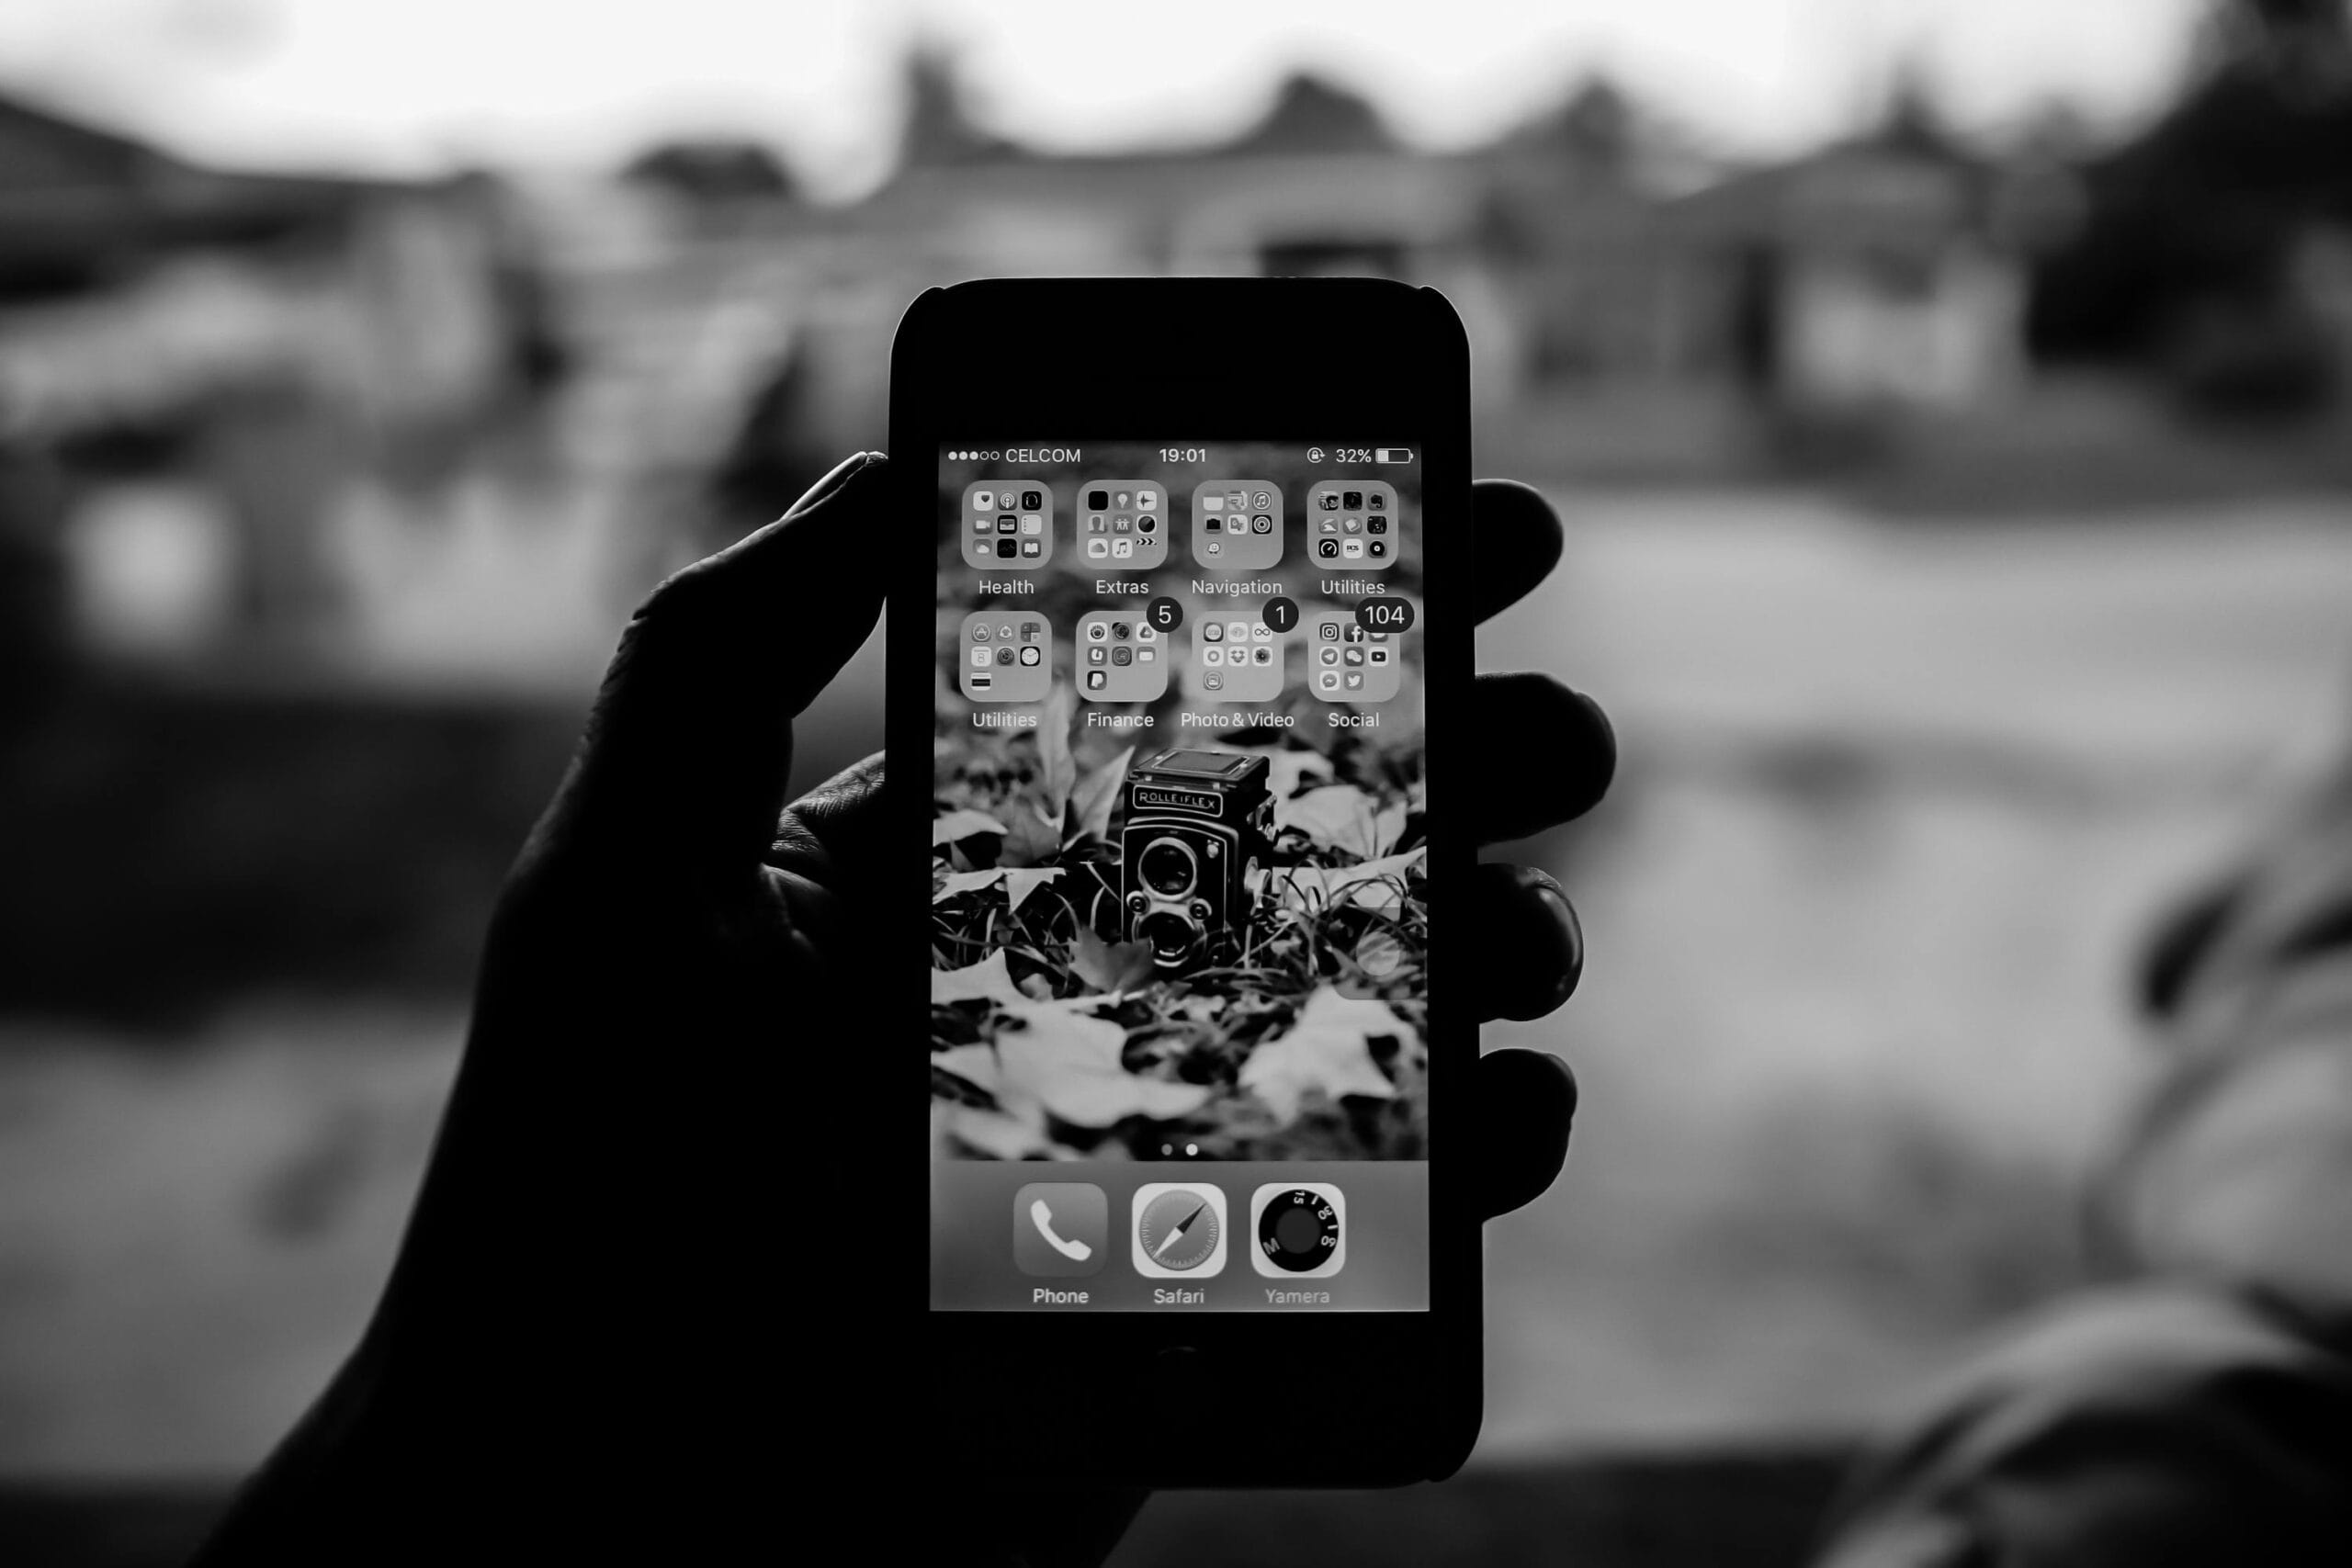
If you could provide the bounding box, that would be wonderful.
[4,1,2352,1562]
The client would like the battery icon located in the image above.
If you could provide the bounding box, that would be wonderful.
[1376,447,1414,464]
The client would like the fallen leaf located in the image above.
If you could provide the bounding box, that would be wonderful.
[932,808,1011,846]
[1036,682,1078,822]
[1262,748,1335,800]
[930,950,1026,1005]
[1071,928,1158,994]
[994,1004,1212,1128]
[934,1101,1056,1159]
[1003,865,1065,914]
[931,1043,1002,1095]
[1276,783,1382,857]
[1068,745,1135,843]
[1001,804,1064,868]
[934,867,1005,902]
[1238,987,1415,1123]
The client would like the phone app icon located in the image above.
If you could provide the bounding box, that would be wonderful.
[1191,480,1283,570]
[1077,612,1168,703]
[1016,1183,1108,1278]
[965,482,1053,570]
[1133,1183,1228,1279]
[1306,482,1399,571]
[1075,479,1167,568]
[1250,1183,1345,1279]
[958,612,1052,704]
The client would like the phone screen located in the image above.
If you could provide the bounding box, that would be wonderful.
[930,442,1430,1313]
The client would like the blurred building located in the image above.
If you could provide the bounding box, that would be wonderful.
[2,55,2068,694]
[0,91,561,683]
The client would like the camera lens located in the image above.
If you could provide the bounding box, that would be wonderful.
[1138,838,1198,898]
[1139,909,1200,965]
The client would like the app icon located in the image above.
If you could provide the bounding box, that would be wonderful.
[1088,647,1105,665]
[1086,670,1106,690]
[1114,539,1134,558]
[1088,539,1109,558]
[1022,514,1043,536]
[1022,540,1042,558]
[1138,516,1158,534]
[1018,1182,1109,1276]
[1113,647,1132,667]
[1345,648,1364,666]
[997,514,1017,534]
[1113,515,1132,534]
[1114,490,1131,508]
[1249,1184,1345,1279]
[1321,623,1340,640]
[1317,539,1340,558]
[1192,479,1283,570]
[1087,489,1109,510]
[958,612,1052,703]
[1204,646,1225,667]
[1137,490,1158,510]
[1088,622,1109,642]
[1308,482,1397,571]
[1320,647,1340,665]
[1202,623,1223,642]
[1345,671,1364,690]
[1133,1183,1228,1279]
[973,490,995,510]
[1089,515,1106,534]
[996,540,1017,558]
[1318,671,1340,691]
[1022,490,1044,511]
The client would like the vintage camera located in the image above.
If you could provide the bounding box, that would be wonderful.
[1120,748,1273,971]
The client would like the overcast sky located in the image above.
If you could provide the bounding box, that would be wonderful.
[0,0,2210,192]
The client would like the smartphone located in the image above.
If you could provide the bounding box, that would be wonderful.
[890,278,1475,1487]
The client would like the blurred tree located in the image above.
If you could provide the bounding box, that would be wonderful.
[620,140,798,206]
[2026,0,2352,416]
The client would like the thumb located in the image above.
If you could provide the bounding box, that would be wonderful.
[540,451,888,883]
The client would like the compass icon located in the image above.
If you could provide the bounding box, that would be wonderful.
[1132,1183,1228,1278]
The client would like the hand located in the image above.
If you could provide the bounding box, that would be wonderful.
[191,453,1613,1565]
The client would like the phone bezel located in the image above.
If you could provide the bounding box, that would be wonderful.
[889,277,1478,1487]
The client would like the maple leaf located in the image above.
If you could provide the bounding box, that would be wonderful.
[1067,745,1135,844]
[1237,986,1414,1123]
[1261,748,1335,800]
[1070,928,1158,994]
[993,1004,1211,1128]
[930,950,1026,1005]
[1035,681,1079,825]
[932,808,1011,846]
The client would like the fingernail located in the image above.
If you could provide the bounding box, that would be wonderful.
[783,451,876,520]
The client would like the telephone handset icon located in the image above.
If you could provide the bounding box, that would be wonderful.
[1030,1199,1091,1261]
